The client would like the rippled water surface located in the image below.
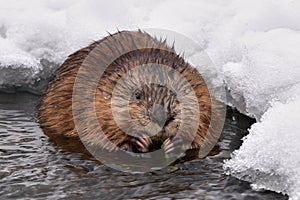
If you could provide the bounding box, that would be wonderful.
[0,92,287,200]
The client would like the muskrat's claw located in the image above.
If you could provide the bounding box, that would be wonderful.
[162,136,183,154]
[131,133,152,153]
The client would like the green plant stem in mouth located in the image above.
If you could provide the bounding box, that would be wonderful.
[150,136,166,145]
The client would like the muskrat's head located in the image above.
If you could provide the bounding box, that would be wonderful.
[128,83,181,140]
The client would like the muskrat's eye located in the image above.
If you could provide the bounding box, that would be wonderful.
[134,90,142,102]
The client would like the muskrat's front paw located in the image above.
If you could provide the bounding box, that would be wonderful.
[162,136,183,154]
[131,133,152,153]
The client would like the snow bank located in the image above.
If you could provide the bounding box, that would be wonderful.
[0,0,136,93]
[224,95,300,199]
[221,29,300,118]
[1,0,300,199]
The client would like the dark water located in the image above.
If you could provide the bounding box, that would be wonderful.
[0,92,287,200]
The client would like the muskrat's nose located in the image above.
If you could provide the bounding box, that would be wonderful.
[149,104,169,128]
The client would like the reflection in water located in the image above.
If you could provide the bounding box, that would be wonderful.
[0,93,287,199]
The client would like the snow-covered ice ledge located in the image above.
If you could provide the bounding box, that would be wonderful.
[218,26,300,200]
[224,95,300,199]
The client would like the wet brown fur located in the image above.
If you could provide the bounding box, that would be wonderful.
[38,30,213,152]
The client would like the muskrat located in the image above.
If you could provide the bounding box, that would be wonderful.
[38,30,218,155]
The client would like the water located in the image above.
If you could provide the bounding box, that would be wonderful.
[0,92,287,200]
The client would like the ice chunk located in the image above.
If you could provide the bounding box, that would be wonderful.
[224,94,300,199]
[219,29,300,119]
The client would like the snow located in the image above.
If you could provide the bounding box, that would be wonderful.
[224,96,300,199]
[0,0,300,199]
